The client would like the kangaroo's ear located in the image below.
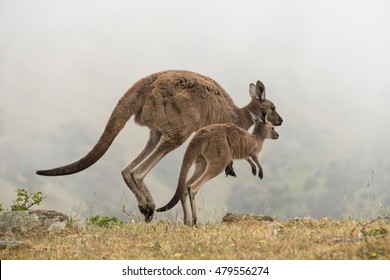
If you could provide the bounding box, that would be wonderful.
[249,83,256,98]
[256,80,266,101]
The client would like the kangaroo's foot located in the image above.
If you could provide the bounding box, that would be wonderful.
[138,204,155,222]
[122,170,156,222]
[130,174,156,222]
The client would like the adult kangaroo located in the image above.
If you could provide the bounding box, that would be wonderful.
[36,70,283,221]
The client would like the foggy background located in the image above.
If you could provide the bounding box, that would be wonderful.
[1,0,389,222]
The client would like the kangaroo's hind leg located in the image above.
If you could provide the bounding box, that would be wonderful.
[123,133,189,222]
[181,157,207,225]
[124,130,162,171]
[188,160,227,226]
[121,130,161,219]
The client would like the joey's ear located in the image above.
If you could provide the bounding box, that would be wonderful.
[259,108,267,123]
[255,80,266,101]
[249,111,258,123]
[249,83,256,98]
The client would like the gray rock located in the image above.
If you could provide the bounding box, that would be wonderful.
[222,212,275,223]
[0,238,24,249]
[0,210,69,234]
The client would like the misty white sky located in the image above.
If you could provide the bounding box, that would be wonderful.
[1,0,390,219]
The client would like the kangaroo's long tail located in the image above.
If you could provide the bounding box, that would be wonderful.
[156,143,200,212]
[36,86,142,176]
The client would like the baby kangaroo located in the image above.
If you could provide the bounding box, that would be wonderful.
[156,110,279,225]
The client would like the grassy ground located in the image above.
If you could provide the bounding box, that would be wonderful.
[1,215,389,260]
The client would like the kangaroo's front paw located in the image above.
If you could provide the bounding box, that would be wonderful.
[258,169,263,180]
[251,166,257,176]
[225,166,237,178]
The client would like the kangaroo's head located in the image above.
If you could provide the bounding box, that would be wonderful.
[249,81,283,126]
[251,109,279,140]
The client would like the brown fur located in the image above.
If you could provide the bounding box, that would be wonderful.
[36,70,283,221]
[156,112,279,225]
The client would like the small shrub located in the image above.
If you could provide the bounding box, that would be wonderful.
[366,227,388,237]
[11,188,46,211]
[0,203,3,212]
[86,215,123,227]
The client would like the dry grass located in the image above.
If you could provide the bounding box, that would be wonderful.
[1,216,389,260]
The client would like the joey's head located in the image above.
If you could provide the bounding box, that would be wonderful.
[248,81,283,126]
[251,109,279,140]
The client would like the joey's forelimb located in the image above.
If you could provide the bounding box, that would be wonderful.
[225,159,260,178]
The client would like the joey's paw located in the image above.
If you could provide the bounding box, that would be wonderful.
[225,167,237,178]
[226,171,237,178]
[258,171,263,180]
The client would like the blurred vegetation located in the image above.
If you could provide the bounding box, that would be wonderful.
[0,188,46,212]
[86,215,123,228]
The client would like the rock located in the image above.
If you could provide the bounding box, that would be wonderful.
[30,210,69,233]
[222,212,275,223]
[0,210,69,234]
[0,238,25,249]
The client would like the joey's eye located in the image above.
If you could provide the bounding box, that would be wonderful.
[271,107,275,111]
